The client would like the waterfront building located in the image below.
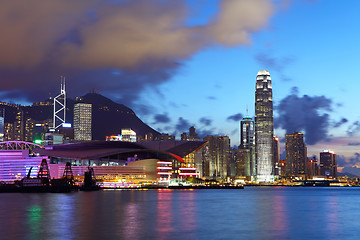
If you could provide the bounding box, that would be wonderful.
[285,132,307,177]
[203,135,231,179]
[255,70,274,182]
[320,150,337,179]
[74,103,92,141]
[239,116,255,178]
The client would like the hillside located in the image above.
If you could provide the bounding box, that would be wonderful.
[4,93,160,140]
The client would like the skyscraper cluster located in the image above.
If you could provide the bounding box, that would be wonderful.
[232,70,338,182]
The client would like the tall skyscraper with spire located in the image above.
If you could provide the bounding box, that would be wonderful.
[255,70,274,182]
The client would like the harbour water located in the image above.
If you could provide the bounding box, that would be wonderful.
[1,187,360,240]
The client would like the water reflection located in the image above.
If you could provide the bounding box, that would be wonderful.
[26,205,42,240]
[327,195,339,237]
[0,188,360,239]
[177,190,196,235]
[156,189,174,240]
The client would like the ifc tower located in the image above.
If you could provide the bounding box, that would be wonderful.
[255,70,274,182]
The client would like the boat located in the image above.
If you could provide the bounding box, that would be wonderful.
[80,167,100,191]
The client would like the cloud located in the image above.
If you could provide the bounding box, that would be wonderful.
[338,153,360,168]
[333,118,348,128]
[227,113,243,122]
[175,117,191,132]
[0,0,276,106]
[199,117,212,126]
[208,96,217,100]
[348,142,360,146]
[154,113,171,124]
[255,53,295,81]
[275,88,332,145]
[347,121,360,136]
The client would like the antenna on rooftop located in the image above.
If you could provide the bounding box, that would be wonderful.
[52,76,66,130]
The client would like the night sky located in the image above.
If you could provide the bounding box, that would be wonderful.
[1,0,359,171]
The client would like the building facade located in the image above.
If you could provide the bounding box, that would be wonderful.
[273,136,280,176]
[203,135,231,179]
[255,70,274,182]
[74,103,92,141]
[239,116,255,178]
[320,150,337,179]
[285,132,307,177]
[14,108,24,141]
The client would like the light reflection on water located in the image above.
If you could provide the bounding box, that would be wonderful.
[0,188,360,239]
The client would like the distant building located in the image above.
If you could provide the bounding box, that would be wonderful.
[203,135,231,179]
[74,103,92,141]
[181,126,201,141]
[106,135,122,141]
[155,133,175,141]
[121,128,136,142]
[0,109,4,141]
[307,156,319,179]
[14,108,24,141]
[4,123,14,141]
[273,136,280,176]
[24,117,34,142]
[32,119,53,144]
[320,150,337,179]
[233,149,247,177]
[285,132,307,177]
[189,126,201,141]
[255,70,274,182]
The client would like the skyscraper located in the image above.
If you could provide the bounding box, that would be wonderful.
[74,103,92,141]
[203,135,231,179]
[14,108,24,141]
[255,70,274,182]
[285,131,307,177]
[320,150,337,179]
[239,116,255,178]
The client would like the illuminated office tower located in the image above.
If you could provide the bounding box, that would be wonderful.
[320,150,337,179]
[285,132,307,177]
[239,116,255,178]
[255,70,274,182]
[74,103,92,141]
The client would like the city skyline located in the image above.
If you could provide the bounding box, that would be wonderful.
[0,1,359,171]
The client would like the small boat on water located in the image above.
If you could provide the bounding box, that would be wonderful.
[21,159,50,193]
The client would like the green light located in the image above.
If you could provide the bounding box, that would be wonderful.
[34,140,42,144]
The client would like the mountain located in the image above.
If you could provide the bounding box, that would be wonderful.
[3,93,160,140]
[70,93,160,140]
[339,167,360,178]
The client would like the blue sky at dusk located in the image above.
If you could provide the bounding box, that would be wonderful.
[0,0,359,170]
